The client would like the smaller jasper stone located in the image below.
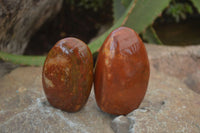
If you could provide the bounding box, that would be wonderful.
[94,27,150,115]
[42,37,93,112]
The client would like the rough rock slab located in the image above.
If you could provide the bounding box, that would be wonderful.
[0,44,200,133]
[127,71,200,133]
[146,44,200,94]
[0,67,115,133]
[0,60,18,77]
[0,0,63,54]
[113,44,200,133]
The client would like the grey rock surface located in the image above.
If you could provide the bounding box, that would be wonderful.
[146,44,200,94]
[0,60,18,77]
[0,44,200,133]
[0,0,63,54]
[111,115,131,133]
[115,44,200,133]
[0,67,114,133]
[127,70,200,133]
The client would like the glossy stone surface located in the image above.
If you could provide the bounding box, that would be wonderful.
[42,37,93,112]
[94,27,150,115]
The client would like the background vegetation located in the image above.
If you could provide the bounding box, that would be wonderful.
[0,0,200,65]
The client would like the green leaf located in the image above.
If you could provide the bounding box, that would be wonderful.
[124,0,171,33]
[121,0,132,8]
[191,0,200,13]
[113,0,126,23]
[142,26,163,44]
[0,51,46,66]
[89,0,137,54]
[113,0,132,23]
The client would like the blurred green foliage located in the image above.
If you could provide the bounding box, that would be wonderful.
[166,0,193,22]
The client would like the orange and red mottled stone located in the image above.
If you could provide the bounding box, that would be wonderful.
[94,27,150,115]
[42,37,93,112]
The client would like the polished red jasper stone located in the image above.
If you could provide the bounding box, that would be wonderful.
[42,37,93,112]
[94,27,150,115]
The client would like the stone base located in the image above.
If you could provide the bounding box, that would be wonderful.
[0,44,200,133]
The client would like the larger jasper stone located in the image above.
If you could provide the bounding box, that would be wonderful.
[94,27,150,115]
[42,37,93,112]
